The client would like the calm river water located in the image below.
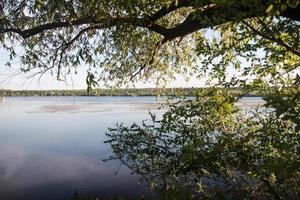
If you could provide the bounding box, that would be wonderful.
[0,96,264,200]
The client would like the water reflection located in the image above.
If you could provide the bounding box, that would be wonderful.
[0,97,160,200]
[0,96,264,200]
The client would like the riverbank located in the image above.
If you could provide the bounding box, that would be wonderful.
[0,87,262,97]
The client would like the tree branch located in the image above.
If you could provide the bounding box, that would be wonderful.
[149,0,197,21]
[242,20,300,58]
[0,1,299,45]
[161,2,266,42]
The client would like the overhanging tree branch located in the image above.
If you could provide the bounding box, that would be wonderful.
[0,1,299,42]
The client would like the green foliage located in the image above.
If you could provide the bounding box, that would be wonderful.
[195,17,299,87]
[0,1,299,87]
[86,72,98,95]
[0,0,199,86]
[105,89,300,199]
[0,1,299,199]
[264,76,300,130]
[0,87,259,97]
[0,87,199,97]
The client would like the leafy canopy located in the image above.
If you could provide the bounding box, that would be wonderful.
[0,0,299,86]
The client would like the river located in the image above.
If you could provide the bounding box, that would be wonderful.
[0,96,264,200]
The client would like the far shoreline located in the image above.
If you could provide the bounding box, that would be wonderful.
[0,87,263,97]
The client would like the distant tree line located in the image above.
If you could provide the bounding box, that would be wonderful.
[0,87,261,97]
